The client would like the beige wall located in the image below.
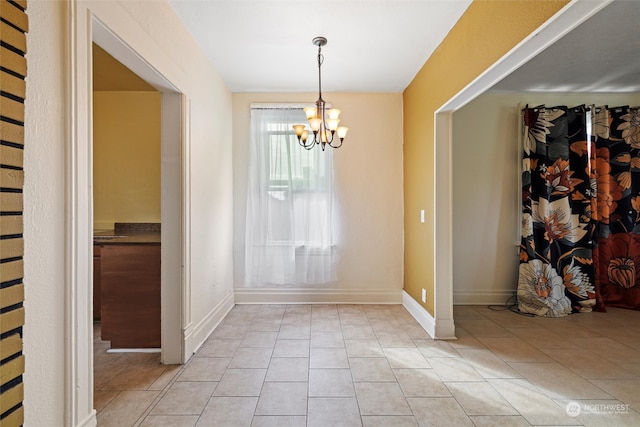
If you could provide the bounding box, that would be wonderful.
[233,93,404,300]
[93,91,161,230]
[452,91,640,305]
[403,0,570,315]
[23,1,66,423]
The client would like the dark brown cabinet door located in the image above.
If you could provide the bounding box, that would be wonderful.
[100,244,161,348]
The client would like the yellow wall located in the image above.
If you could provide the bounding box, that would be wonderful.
[403,0,569,314]
[93,44,156,91]
[93,91,161,229]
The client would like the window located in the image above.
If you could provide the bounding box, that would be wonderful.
[263,115,331,248]
[266,122,329,200]
[245,106,337,286]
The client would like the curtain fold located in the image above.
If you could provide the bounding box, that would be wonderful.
[518,104,640,316]
[245,107,337,287]
[593,106,640,309]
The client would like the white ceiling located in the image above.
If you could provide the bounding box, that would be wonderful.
[168,0,472,93]
[168,1,640,95]
[490,0,640,93]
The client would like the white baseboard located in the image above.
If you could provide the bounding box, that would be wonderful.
[234,287,402,304]
[453,289,515,305]
[402,290,436,339]
[78,410,97,427]
[402,290,456,340]
[183,291,234,359]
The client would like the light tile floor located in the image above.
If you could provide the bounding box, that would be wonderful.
[94,304,640,426]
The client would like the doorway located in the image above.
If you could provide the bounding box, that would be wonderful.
[91,44,163,393]
[431,0,613,335]
[91,21,185,364]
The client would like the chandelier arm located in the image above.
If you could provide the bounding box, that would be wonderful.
[327,136,343,149]
[324,129,335,145]
[298,135,318,150]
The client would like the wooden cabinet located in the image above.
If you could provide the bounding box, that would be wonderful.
[100,244,161,348]
[93,245,102,321]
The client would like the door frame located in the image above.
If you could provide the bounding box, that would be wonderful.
[66,3,190,425]
[431,0,612,337]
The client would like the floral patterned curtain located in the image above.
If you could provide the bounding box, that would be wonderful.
[592,106,640,309]
[518,105,640,317]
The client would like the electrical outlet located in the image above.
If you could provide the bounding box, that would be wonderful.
[421,288,427,303]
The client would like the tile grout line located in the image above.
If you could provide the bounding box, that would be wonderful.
[97,304,640,426]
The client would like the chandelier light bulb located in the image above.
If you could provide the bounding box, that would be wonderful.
[304,107,317,120]
[309,118,322,132]
[292,124,306,137]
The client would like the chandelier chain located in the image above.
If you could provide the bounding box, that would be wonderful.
[317,48,324,100]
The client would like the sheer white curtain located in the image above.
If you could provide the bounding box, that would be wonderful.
[245,106,337,286]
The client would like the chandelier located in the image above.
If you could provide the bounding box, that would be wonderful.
[292,36,348,150]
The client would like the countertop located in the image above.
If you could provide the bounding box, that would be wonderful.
[93,230,161,245]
